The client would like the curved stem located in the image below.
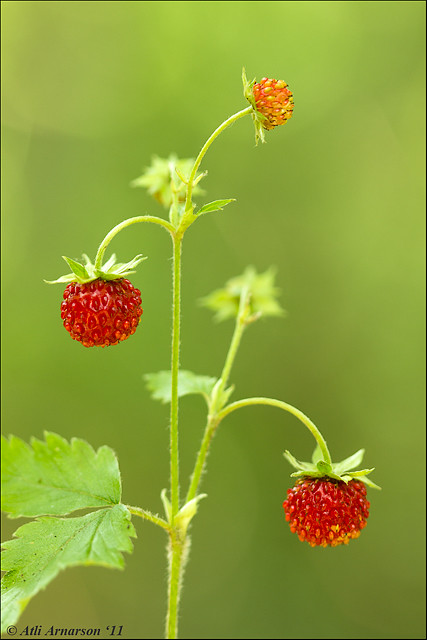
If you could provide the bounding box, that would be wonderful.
[184,106,252,212]
[94,215,174,270]
[217,397,332,465]
[126,505,170,531]
[170,235,182,518]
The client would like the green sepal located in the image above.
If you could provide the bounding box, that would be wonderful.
[284,445,381,489]
[283,450,315,472]
[196,199,236,216]
[332,449,365,475]
[45,253,147,285]
[311,444,323,465]
[242,67,267,145]
[63,256,91,281]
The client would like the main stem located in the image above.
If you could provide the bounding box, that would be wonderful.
[166,232,183,640]
[170,234,182,518]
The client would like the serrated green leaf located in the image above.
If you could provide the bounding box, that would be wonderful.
[332,449,365,475]
[1,433,121,518]
[144,370,218,404]
[1,504,135,631]
[62,256,90,281]
[196,199,235,216]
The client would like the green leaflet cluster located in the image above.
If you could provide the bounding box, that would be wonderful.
[1,433,136,633]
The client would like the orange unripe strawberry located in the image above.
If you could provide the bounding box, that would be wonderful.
[253,77,294,130]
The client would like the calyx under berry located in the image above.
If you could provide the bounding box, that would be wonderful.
[45,253,147,285]
[284,445,381,489]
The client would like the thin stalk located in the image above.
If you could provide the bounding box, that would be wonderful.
[213,286,250,406]
[126,505,170,531]
[94,215,174,270]
[186,289,250,502]
[216,397,332,465]
[170,234,182,518]
[184,106,252,212]
[185,415,218,503]
[165,235,184,640]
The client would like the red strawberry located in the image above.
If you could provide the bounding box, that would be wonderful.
[60,278,143,348]
[283,477,370,547]
[252,77,294,131]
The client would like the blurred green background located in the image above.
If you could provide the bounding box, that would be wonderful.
[1,1,425,638]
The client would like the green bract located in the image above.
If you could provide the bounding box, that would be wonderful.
[242,67,268,145]
[201,266,285,322]
[44,252,147,285]
[284,444,381,489]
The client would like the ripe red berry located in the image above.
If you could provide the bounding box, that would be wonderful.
[283,477,370,547]
[252,77,294,130]
[60,278,143,348]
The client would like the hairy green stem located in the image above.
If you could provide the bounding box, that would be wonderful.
[185,415,218,503]
[217,397,332,465]
[126,505,170,531]
[213,286,250,407]
[170,235,182,518]
[94,215,174,270]
[184,106,252,212]
[166,533,186,639]
[166,105,252,639]
[165,235,183,640]
[186,288,250,502]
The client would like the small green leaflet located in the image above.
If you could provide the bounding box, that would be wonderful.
[1,433,136,632]
[144,370,218,404]
[1,505,136,632]
[1,432,121,517]
[196,199,235,216]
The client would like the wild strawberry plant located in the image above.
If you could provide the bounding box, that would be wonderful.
[1,69,380,638]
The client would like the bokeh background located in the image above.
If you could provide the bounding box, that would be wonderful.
[2,1,425,638]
